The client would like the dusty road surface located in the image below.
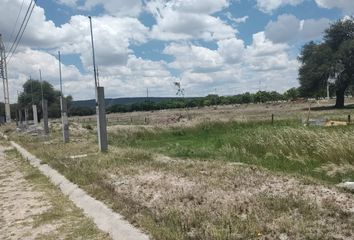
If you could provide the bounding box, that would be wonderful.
[0,143,110,240]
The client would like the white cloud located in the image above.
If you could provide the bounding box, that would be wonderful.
[265,14,330,43]
[59,15,149,69]
[256,0,304,13]
[315,0,354,14]
[161,32,299,95]
[246,32,296,71]
[83,0,143,17]
[164,43,223,71]
[0,0,149,69]
[256,0,354,15]
[101,55,178,98]
[146,0,236,41]
[57,0,143,17]
[217,38,245,63]
[299,18,330,40]
[1,0,305,102]
[7,48,179,100]
[225,12,249,24]
[146,0,230,15]
[7,48,90,101]
[57,0,78,8]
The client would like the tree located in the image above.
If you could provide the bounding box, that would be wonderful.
[18,79,72,118]
[284,87,299,101]
[299,18,354,108]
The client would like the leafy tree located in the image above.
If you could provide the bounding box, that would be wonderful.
[299,18,354,108]
[18,79,72,118]
[284,87,300,101]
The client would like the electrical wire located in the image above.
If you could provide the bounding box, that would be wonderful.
[7,0,26,50]
[7,0,37,64]
[6,0,34,57]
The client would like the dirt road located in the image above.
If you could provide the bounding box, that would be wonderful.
[0,143,110,240]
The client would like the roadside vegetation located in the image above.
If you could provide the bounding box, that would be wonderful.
[109,120,354,184]
[3,102,354,240]
[0,140,110,240]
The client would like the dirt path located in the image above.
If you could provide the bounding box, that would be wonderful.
[0,143,110,240]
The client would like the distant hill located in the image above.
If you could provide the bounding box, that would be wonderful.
[72,97,189,109]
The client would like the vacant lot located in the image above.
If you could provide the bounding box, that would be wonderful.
[3,102,354,239]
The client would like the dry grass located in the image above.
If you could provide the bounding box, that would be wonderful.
[70,99,354,127]
[2,101,354,239]
[0,141,110,240]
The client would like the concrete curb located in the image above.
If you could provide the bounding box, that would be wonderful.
[9,140,149,240]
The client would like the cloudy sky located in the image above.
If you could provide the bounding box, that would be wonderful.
[0,0,351,101]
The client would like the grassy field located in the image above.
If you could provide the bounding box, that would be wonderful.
[109,120,354,184]
[3,102,354,239]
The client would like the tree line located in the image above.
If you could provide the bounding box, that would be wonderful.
[1,80,73,121]
[104,88,301,114]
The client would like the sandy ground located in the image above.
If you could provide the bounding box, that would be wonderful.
[0,144,110,240]
[0,145,56,239]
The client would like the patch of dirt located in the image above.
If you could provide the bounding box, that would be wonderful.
[107,158,354,239]
[0,146,59,239]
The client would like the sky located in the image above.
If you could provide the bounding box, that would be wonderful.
[0,0,351,101]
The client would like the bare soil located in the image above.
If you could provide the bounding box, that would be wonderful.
[0,144,110,240]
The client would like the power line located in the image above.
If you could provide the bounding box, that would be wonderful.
[6,0,34,56]
[7,0,26,50]
[7,0,36,63]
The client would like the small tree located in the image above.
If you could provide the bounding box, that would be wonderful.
[299,18,354,108]
[18,79,72,118]
[284,87,299,101]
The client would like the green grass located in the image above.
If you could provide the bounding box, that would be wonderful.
[4,118,354,240]
[109,120,354,184]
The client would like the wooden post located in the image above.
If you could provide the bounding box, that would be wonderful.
[348,115,351,124]
[271,114,274,125]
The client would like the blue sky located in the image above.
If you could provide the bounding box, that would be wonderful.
[0,0,351,100]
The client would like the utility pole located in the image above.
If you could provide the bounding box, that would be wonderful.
[89,16,108,152]
[89,16,98,94]
[0,34,11,123]
[58,51,69,143]
[96,66,100,87]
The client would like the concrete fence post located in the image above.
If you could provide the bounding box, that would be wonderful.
[96,87,108,152]
[42,100,49,135]
[32,105,38,125]
[60,97,69,143]
[24,108,29,127]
